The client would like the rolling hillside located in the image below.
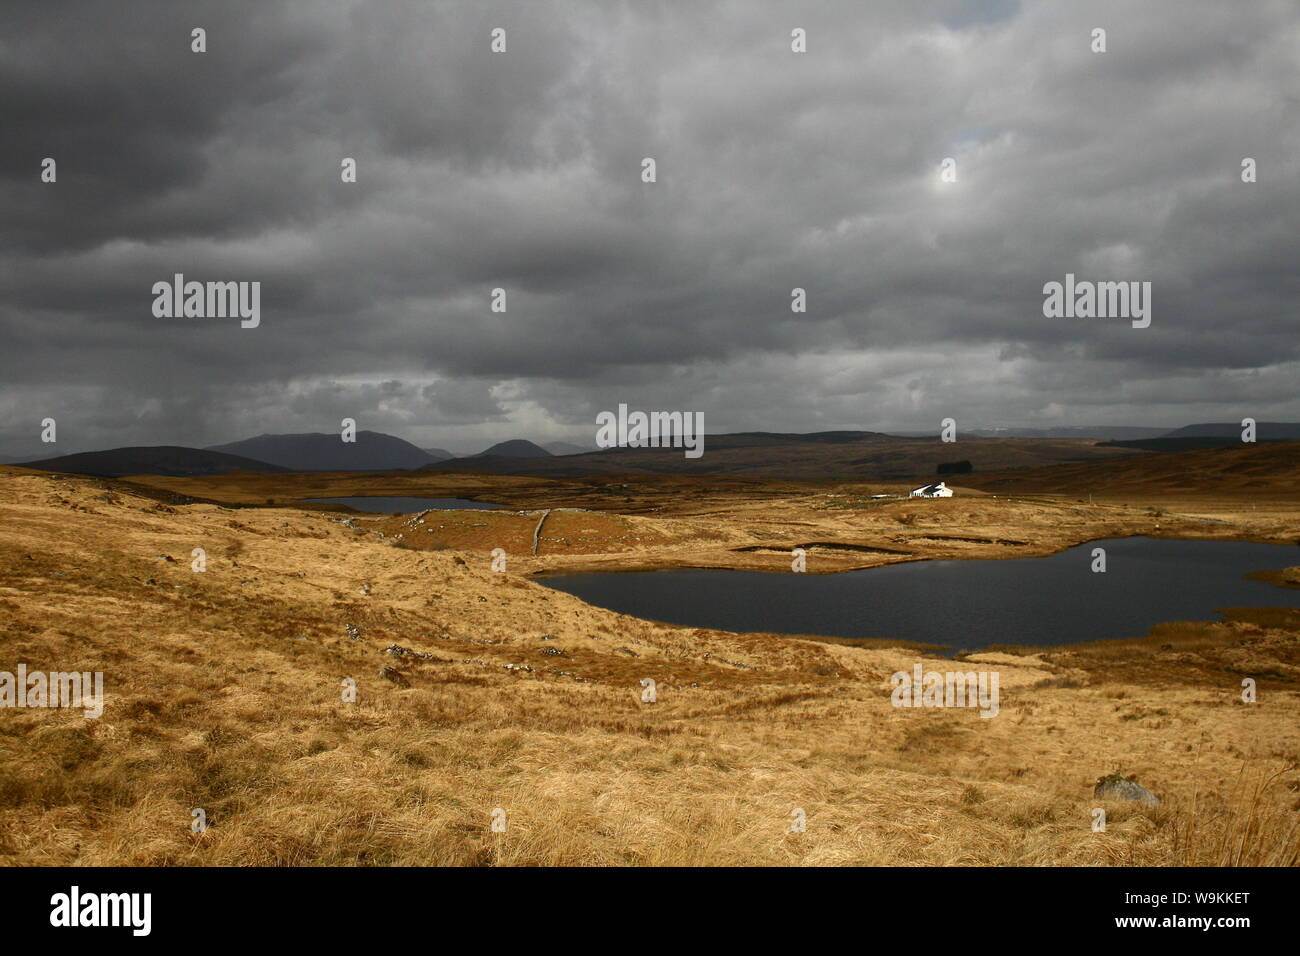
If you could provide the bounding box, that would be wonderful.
[963,441,1300,497]
[1164,422,1300,439]
[15,445,287,478]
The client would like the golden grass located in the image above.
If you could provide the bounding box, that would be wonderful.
[1,467,1298,866]
[1172,765,1300,866]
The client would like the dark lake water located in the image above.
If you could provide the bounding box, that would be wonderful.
[537,537,1300,650]
[303,496,505,513]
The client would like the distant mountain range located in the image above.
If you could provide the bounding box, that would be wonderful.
[8,433,571,477]
[206,431,436,471]
[421,431,1137,479]
[6,423,1297,479]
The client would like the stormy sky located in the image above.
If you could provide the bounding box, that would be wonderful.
[2,0,1298,456]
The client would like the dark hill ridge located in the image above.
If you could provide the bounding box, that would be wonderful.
[476,439,552,458]
[1099,437,1297,453]
[1161,422,1300,439]
[964,426,1171,440]
[1100,423,1300,453]
[16,446,288,478]
[422,432,1137,479]
[207,431,437,471]
[702,430,903,450]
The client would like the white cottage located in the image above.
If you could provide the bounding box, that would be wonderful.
[909,481,953,498]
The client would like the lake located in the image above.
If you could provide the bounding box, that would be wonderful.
[537,537,1300,650]
[302,496,505,513]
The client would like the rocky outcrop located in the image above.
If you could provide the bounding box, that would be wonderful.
[1094,773,1159,805]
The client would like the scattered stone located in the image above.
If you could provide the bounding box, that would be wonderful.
[359,583,371,595]
[540,646,563,657]
[614,647,639,657]
[505,663,534,673]
[551,669,596,683]
[378,666,409,687]
[385,643,437,660]
[1094,773,1160,805]
[345,624,361,641]
[157,555,175,563]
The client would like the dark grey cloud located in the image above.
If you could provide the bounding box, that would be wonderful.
[2,0,1297,455]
